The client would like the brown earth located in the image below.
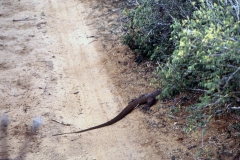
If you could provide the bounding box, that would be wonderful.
[0,0,239,160]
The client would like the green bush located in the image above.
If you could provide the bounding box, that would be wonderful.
[157,0,240,130]
[121,0,195,60]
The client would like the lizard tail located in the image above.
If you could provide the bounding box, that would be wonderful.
[52,105,133,136]
[52,121,113,136]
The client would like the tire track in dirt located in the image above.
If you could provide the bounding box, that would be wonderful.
[45,1,157,159]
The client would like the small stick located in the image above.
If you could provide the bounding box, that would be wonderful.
[13,17,29,22]
[88,40,98,44]
[168,115,179,119]
[51,119,71,126]
[13,17,36,22]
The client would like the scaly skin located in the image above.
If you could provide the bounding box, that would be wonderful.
[53,89,162,136]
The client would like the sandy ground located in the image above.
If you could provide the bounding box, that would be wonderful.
[1,0,239,160]
[0,0,185,159]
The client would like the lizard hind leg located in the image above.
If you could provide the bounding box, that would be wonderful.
[141,97,156,111]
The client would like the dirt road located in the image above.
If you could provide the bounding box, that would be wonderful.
[0,0,173,159]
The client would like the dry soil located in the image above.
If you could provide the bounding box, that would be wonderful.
[1,0,239,160]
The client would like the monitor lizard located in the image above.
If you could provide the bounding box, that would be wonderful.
[52,89,162,136]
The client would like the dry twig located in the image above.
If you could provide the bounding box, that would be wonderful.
[51,119,72,126]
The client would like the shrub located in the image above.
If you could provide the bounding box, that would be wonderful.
[121,0,195,60]
[157,0,240,130]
